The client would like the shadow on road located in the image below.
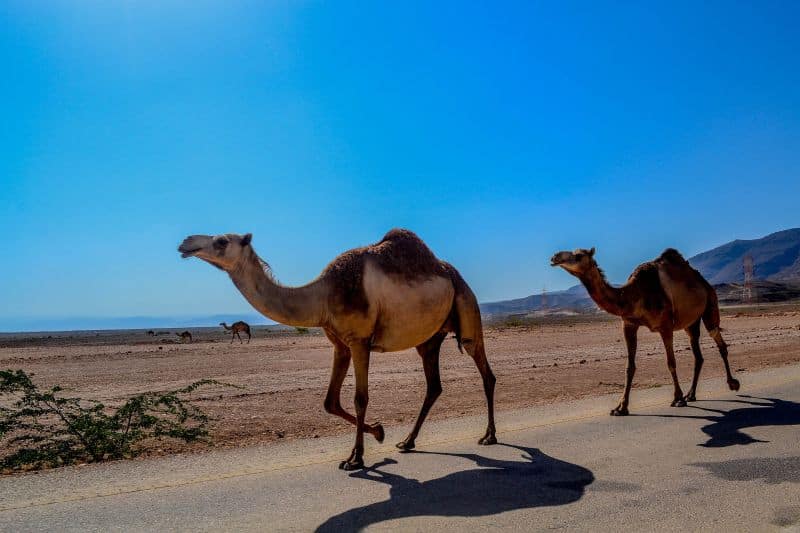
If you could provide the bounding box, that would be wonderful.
[638,395,800,447]
[315,444,594,532]
[692,456,800,484]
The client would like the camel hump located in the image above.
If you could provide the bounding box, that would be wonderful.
[369,228,444,279]
[380,228,426,246]
[659,248,688,264]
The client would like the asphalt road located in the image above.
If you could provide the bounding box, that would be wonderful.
[2,365,800,532]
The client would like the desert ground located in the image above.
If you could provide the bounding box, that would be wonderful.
[2,305,800,459]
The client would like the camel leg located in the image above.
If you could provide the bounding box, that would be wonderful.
[702,303,740,391]
[247,331,251,344]
[323,343,384,443]
[464,339,497,445]
[661,330,686,407]
[397,333,445,451]
[611,322,638,416]
[238,331,243,344]
[340,341,371,471]
[230,332,235,344]
[684,320,703,402]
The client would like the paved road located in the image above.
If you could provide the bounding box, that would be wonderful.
[2,365,800,532]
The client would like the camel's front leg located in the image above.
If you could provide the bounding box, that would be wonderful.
[323,344,384,444]
[661,329,686,407]
[684,320,703,402]
[340,341,371,471]
[611,322,638,416]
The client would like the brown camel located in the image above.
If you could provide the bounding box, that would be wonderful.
[220,321,252,344]
[551,247,740,415]
[176,331,193,343]
[179,229,496,470]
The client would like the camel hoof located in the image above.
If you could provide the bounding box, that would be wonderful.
[610,406,629,416]
[372,423,385,443]
[396,439,415,451]
[683,393,697,402]
[478,434,497,446]
[728,379,741,391]
[339,458,364,471]
[671,398,687,407]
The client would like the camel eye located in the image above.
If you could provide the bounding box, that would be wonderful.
[213,237,229,250]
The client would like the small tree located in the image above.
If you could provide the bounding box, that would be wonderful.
[0,370,228,472]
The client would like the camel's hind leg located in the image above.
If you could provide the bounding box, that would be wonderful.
[450,268,496,445]
[396,332,445,451]
[467,339,497,445]
[684,319,703,402]
[702,296,740,391]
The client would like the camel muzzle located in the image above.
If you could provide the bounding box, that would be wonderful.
[178,235,212,258]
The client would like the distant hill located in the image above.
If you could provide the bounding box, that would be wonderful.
[480,284,594,317]
[0,313,273,333]
[688,228,800,284]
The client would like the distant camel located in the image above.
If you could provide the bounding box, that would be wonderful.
[146,330,155,336]
[176,331,193,343]
[551,247,739,415]
[179,229,496,471]
[220,321,252,343]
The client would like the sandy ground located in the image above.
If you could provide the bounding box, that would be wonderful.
[2,306,800,457]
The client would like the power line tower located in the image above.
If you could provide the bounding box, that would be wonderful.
[742,254,755,303]
[540,285,548,309]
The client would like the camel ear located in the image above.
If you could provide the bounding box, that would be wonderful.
[589,247,595,257]
[241,233,252,246]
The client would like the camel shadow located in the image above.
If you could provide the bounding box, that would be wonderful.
[638,395,800,447]
[315,444,594,532]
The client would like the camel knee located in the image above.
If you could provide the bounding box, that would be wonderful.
[323,396,339,415]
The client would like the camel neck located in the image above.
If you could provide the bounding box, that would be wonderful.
[227,249,328,328]
[578,266,626,317]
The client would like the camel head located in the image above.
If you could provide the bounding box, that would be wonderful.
[178,233,252,271]
[550,247,596,276]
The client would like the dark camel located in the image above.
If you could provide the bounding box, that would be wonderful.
[176,331,192,343]
[551,247,740,415]
[179,229,496,470]
[220,321,252,344]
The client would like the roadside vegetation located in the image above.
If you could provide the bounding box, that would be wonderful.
[0,369,228,473]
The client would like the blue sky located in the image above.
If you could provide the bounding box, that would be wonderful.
[1,1,799,330]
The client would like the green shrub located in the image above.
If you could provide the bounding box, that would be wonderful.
[0,369,227,472]
[294,327,309,334]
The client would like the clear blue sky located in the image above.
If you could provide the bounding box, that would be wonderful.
[1,1,799,330]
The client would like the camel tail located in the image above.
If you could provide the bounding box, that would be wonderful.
[443,262,484,355]
[701,286,722,334]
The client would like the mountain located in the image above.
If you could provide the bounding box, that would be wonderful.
[688,228,800,283]
[480,284,594,317]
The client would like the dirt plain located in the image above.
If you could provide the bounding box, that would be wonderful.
[2,305,800,458]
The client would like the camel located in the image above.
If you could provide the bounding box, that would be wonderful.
[146,330,155,336]
[551,247,740,415]
[179,229,496,470]
[220,321,252,344]
[176,331,193,343]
